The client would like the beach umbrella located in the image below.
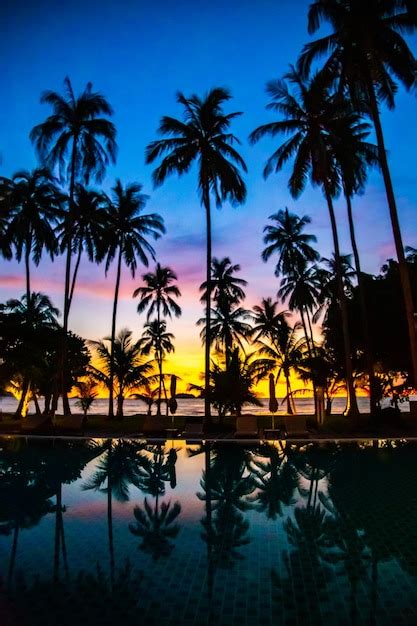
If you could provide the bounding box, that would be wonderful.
[269,374,278,430]
[169,375,178,415]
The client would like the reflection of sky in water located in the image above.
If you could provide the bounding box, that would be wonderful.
[2,438,417,625]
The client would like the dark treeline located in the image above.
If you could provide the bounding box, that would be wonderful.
[1,1,417,421]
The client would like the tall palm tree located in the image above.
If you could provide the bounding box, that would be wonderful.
[30,76,117,327]
[250,69,360,416]
[139,319,175,414]
[30,77,117,413]
[1,169,60,302]
[101,180,164,418]
[262,208,319,277]
[90,329,154,419]
[58,184,107,311]
[298,0,417,386]
[146,88,247,420]
[133,263,181,411]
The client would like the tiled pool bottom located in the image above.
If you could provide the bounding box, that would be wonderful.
[2,439,417,626]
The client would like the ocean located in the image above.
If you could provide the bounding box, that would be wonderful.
[0,395,407,416]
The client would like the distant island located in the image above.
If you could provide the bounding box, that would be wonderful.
[176,393,197,399]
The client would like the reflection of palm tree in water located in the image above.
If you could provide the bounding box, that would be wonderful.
[82,439,147,585]
[249,443,298,520]
[271,443,338,622]
[198,444,255,571]
[0,438,99,588]
[129,443,181,561]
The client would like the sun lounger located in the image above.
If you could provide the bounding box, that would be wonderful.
[234,415,259,438]
[21,414,51,432]
[284,415,309,438]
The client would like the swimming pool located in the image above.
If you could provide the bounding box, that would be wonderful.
[1,437,417,625]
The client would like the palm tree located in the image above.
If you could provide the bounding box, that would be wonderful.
[250,69,360,416]
[4,292,59,418]
[253,302,303,414]
[101,180,164,418]
[133,263,181,411]
[209,348,274,417]
[146,88,247,420]
[262,208,319,277]
[198,305,253,365]
[90,329,154,419]
[30,77,117,414]
[58,184,107,311]
[200,257,247,310]
[1,169,60,303]
[278,262,321,356]
[298,0,417,386]
[139,320,175,414]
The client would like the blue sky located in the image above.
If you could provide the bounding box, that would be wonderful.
[1,0,417,385]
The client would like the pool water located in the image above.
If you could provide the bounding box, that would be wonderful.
[1,437,417,626]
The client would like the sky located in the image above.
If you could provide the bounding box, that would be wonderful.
[1,0,417,394]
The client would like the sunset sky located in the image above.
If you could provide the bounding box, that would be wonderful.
[1,0,417,395]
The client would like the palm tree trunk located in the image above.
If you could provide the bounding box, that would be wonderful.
[157,300,162,416]
[323,184,359,419]
[68,243,83,312]
[300,307,312,358]
[7,523,19,589]
[107,470,115,589]
[15,378,30,419]
[203,186,212,423]
[345,192,377,414]
[366,75,417,387]
[285,373,294,414]
[25,244,31,304]
[305,309,316,355]
[61,138,78,416]
[54,482,62,582]
[108,246,123,419]
[205,444,214,599]
[33,393,41,416]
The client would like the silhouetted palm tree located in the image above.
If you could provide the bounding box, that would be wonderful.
[58,184,107,311]
[198,305,253,365]
[101,180,164,418]
[90,329,154,419]
[200,257,247,310]
[133,263,181,412]
[30,76,117,413]
[262,208,319,277]
[250,69,359,416]
[146,88,247,420]
[0,180,13,261]
[299,0,417,386]
[4,293,60,417]
[1,168,59,302]
[209,348,274,416]
[139,320,175,415]
[278,262,321,356]
[253,304,303,414]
